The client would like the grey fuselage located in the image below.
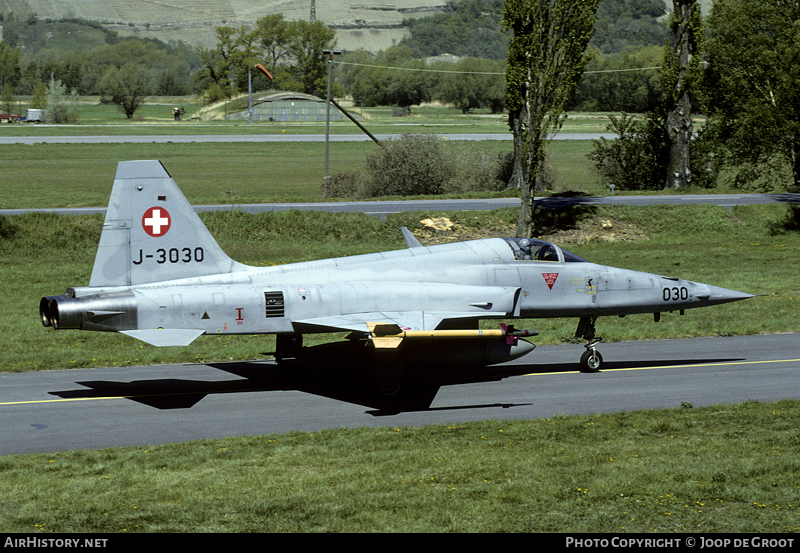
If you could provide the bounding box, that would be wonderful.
[57,237,746,340]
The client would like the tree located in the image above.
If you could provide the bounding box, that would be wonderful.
[570,45,663,112]
[588,111,669,190]
[703,0,800,190]
[0,41,21,90]
[195,18,335,100]
[254,13,292,77]
[98,63,151,118]
[437,57,505,113]
[30,81,47,109]
[1,84,14,116]
[662,0,704,189]
[194,25,254,100]
[285,20,336,97]
[45,80,80,124]
[502,0,601,237]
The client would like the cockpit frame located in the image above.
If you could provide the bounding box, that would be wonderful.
[503,238,588,263]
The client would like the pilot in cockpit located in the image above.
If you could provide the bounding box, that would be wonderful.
[518,238,533,260]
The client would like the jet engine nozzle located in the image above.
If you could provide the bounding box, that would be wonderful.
[39,292,137,331]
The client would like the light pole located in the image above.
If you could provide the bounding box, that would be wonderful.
[323,49,341,181]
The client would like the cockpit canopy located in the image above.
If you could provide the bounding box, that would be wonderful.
[503,238,588,263]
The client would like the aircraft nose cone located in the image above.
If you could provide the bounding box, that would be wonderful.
[698,285,755,305]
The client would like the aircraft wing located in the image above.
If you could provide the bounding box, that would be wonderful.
[293,311,499,335]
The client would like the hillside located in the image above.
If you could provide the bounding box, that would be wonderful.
[0,0,447,51]
[0,0,713,56]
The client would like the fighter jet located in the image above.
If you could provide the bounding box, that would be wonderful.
[39,160,753,398]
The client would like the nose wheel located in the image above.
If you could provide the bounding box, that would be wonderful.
[580,344,603,372]
[576,316,603,372]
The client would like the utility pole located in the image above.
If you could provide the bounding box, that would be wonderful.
[323,49,341,180]
[310,0,316,21]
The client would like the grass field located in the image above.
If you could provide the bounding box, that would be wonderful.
[1,400,799,532]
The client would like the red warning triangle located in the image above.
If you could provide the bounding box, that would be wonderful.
[542,273,559,290]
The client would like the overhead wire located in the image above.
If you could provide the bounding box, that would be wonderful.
[334,60,661,76]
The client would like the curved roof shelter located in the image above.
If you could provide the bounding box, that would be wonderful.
[226,92,359,122]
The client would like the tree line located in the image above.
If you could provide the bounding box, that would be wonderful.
[0,1,672,119]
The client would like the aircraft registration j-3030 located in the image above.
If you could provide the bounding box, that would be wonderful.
[39,161,753,404]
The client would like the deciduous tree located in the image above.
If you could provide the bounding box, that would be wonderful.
[502,0,600,237]
[703,0,800,190]
[98,63,151,118]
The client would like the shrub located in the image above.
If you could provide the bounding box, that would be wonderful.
[323,135,511,198]
[587,112,667,190]
[362,134,454,197]
[321,170,364,199]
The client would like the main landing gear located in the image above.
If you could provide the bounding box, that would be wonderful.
[576,316,603,372]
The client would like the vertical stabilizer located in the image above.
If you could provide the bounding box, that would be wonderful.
[89,160,244,287]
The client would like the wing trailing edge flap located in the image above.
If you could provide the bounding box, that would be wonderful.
[293,310,512,335]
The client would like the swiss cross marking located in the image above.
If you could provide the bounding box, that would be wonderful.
[142,207,171,237]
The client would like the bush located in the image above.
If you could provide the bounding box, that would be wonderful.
[587,112,667,190]
[362,134,453,197]
[323,135,510,198]
[321,171,365,199]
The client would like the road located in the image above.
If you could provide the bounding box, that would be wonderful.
[0,132,609,145]
[2,194,799,219]
[2,333,798,455]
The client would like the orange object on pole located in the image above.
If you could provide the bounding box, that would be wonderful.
[254,63,273,80]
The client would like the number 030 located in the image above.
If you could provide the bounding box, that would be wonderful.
[662,286,688,301]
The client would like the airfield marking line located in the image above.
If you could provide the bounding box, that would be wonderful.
[0,388,258,407]
[525,357,800,376]
[0,396,126,406]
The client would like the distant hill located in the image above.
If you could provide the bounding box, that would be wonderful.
[0,0,448,52]
[0,0,713,56]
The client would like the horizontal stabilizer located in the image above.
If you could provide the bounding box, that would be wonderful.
[401,226,423,248]
[121,329,204,347]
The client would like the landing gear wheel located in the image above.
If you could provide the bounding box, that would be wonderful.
[580,349,603,372]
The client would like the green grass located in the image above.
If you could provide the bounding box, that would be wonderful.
[1,400,799,532]
[0,140,597,209]
[0,141,384,208]
[0,95,612,134]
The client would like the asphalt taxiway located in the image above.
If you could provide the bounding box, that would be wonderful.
[2,333,798,456]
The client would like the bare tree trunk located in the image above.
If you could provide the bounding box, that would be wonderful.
[666,89,693,188]
[508,107,546,237]
[665,0,697,189]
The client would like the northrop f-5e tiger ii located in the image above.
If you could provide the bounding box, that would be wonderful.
[39,161,753,402]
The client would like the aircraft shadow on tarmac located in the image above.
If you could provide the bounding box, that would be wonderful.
[48,355,743,415]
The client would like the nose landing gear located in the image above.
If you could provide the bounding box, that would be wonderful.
[576,316,603,372]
